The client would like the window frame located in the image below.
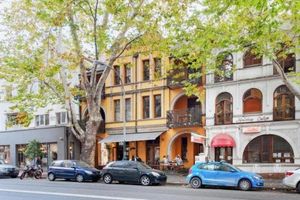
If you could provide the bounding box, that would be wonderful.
[114,99,121,121]
[273,85,295,120]
[124,63,131,84]
[215,92,233,125]
[35,114,50,127]
[154,57,162,78]
[243,88,263,114]
[142,59,150,81]
[154,94,162,118]
[125,98,131,121]
[142,96,150,119]
[56,112,67,125]
[114,65,121,85]
[243,49,263,68]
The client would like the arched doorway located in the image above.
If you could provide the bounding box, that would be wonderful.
[167,131,205,167]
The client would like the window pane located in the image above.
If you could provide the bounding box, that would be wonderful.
[114,65,121,85]
[114,100,121,121]
[154,95,161,118]
[125,64,131,84]
[154,58,162,78]
[62,112,66,123]
[125,98,131,121]
[56,113,61,124]
[143,96,150,119]
[143,60,150,81]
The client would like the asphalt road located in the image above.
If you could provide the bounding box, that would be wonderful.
[0,178,299,200]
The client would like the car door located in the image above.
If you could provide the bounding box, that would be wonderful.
[51,161,64,178]
[110,161,126,181]
[62,161,76,179]
[215,163,238,186]
[200,163,219,185]
[123,162,140,183]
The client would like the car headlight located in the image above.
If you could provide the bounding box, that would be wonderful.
[253,175,261,180]
[151,172,160,177]
[84,170,93,175]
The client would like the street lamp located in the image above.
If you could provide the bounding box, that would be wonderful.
[94,61,127,160]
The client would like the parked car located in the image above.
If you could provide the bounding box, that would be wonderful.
[283,168,300,193]
[186,162,264,191]
[102,160,167,186]
[47,160,101,182]
[0,159,19,178]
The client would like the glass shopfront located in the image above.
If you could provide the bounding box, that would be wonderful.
[16,143,58,167]
[0,145,10,163]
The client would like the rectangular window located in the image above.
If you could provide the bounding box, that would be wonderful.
[6,113,18,126]
[5,86,12,101]
[125,98,131,121]
[124,64,131,84]
[143,96,150,119]
[56,112,67,125]
[154,95,161,118]
[114,99,121,121]
[143,60,150,81]
[0,145,10,163]
[114,65,121,85]
[35,114,49,126]
[154,58,162,78]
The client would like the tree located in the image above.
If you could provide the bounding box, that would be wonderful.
[0,0,190,165]
[24,140,43,161]
[167,0,300,99]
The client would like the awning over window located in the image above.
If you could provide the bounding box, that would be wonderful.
[99,132,163,143]
[211,134,235,147]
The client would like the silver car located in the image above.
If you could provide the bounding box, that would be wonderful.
[0,159,19,178]
[283,168,300,193]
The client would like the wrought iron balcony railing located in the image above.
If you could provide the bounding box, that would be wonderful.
[273,107,295,121]
[214,112,233,125]
[167,108,202,128]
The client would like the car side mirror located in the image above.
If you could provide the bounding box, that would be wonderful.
[230,169,237,173]
[71,166,76,170]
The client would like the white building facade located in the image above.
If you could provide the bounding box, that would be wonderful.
[206,50,300,175]
[0,80,80,167]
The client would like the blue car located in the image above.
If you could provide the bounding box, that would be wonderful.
[186,162,264,191]
[48,160,101,182]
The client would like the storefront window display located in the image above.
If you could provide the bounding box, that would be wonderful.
[243,135,294,163]
[0,145,10,163]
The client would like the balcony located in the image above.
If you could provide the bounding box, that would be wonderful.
[167,108,202,128]
[214,112,233,125]
[273,107,295,121]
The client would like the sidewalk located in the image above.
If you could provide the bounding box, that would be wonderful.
[166,173,290,190]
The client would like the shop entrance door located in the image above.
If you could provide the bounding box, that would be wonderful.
[215,147,233,164]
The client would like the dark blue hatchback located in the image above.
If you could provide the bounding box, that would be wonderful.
[48,160,101,182]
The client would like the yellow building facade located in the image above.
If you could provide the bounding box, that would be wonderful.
[95,52,205,169]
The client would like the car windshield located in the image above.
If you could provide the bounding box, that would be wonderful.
[138,162,152,170]
[74,161,91,168]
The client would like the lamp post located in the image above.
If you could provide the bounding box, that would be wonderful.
[95,61,127,160]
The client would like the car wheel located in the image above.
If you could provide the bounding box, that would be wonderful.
[190,177,202,189]
[140,175,151,186]
[238,179,251,191]
[296,182,300,193]
[103,174,113,184]
[48,173,55,181]
[76,174,84,182]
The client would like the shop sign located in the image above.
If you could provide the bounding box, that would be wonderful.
[191,132,205,143]
[242,127,261,133]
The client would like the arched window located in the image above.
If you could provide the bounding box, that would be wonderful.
[243,135,294,163]
[274,53,296,74]
[273,85,295,120]
[243,48,262,67]
[215,92,233,125]
[243,88,262,113]
[215,52,233,82]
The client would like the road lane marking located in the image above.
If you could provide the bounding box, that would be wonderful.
[0,188,147,200]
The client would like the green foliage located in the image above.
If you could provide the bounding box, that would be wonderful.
[24,140,43,160]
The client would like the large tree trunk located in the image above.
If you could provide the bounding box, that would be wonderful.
[80,120,100,166]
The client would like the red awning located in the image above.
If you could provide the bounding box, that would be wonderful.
[211,134,235,147]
